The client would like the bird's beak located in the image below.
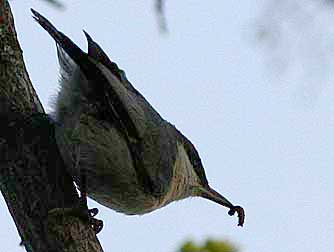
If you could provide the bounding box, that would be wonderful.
[201,186,234,208]
[200,186,245,227]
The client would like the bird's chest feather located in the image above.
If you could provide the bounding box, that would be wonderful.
[152,143,199,209]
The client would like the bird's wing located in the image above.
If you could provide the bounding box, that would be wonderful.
[31,9,162,195]
[82,32,177,196]
[31,9,171,196]
[83,30,142,96]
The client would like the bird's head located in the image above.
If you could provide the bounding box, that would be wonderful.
[172,133,245,226]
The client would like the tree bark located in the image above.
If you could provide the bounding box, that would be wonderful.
[0,1,103,251]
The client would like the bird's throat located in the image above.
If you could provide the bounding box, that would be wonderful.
[156,142,199,208]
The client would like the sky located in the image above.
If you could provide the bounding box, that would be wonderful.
[1,0,334,251]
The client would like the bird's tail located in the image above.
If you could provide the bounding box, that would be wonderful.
[31,9,88,71]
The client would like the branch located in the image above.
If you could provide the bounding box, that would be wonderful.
[39,0,64,9]
[0,1,103,251]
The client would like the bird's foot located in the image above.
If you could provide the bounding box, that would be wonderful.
[87,208,104,234]
[228,205,245,227]
[76,199,104,234]
[48,206,103,234]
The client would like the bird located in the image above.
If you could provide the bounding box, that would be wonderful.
[31,9,245,231]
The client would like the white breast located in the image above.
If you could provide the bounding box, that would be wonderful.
[154,142,200,209]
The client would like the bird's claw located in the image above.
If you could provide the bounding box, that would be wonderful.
[228,205,245,227]
[90,217,104,234]
[51,207,103,234]
[79,208,104,234]
[88,208,99,218]
[48,207,104,233]
[87,208,103,233]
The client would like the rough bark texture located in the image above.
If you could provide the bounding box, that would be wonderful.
[0,1,103,251]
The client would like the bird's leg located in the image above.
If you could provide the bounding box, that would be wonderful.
[47,151,103,234]
[75,146,103,233]
[79,168,104,233]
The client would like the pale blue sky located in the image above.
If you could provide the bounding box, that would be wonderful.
[1,0,334,252]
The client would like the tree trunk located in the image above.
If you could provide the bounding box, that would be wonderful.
[0,1,103,251]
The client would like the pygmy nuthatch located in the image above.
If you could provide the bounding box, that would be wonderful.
[31,9,245,230]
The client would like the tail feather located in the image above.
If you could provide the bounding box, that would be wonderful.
[83,30,123,82]
[31,8,89,73]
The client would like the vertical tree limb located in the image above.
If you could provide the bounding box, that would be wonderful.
[0,1,103,251]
